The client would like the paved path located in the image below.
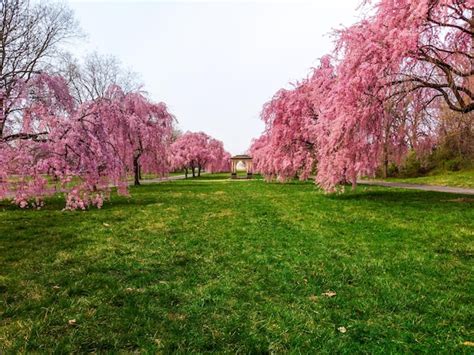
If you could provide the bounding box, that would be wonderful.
[358,180,474,195]
[138,174,188,184]
[138,172,213,184]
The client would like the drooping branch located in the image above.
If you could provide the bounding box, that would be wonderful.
[1,131,48,142]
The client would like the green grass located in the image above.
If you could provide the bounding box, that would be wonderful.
[131,172,183,181]
[1,174,473,352]
[385,169,474,189]
[164,171,188,177]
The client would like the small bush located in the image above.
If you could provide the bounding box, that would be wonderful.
[387,163,399,177]
[445,157,463,171]
[399,151,423,177]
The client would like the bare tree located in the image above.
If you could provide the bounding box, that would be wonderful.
[0,0,79,138]
[59,51,142,103]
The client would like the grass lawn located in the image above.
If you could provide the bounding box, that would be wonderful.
[1,174,473,352]
[385,169,474,189]
[131,172,185,181]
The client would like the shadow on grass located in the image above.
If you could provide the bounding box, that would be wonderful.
[2,177,472,216]
[329,187,474,205]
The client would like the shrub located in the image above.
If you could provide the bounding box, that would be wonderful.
[445,157,463,171]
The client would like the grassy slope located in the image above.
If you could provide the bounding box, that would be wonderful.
[385,169,474,189]
[1,175,473,352]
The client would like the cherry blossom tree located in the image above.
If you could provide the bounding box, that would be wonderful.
[0,75,174,209]
[0,74,76,207]
[0,1,175,209]
[251,83,317,181]
[377,90,440,177]
[251,56,335,182]
[0,0,78,138]
[170,132,230,177]
[0,73,125,209]
[206,141,231,173]
[249,134,271,177]
[314,0,474,190]
[253,0,473,191]
[101,86,174,186]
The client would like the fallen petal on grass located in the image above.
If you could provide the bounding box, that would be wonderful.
[308,295,318,302]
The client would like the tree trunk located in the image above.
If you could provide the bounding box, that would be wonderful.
[471,9,474,74]
[352,180,357,191]
[133,156,141,186]
[198,165,201,177]
[192,166,196,178]
[382,144,389,179]
[382,114,391,178]
[185,168,188,179]
[0,98,5,138]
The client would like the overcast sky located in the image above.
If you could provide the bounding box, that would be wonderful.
[66,0,361,155]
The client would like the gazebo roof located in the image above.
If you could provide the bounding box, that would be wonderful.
[231,154,252,160]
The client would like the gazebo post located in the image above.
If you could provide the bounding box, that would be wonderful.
[247,160,253,179]
[231,159,237,179]
[230,155,253,179]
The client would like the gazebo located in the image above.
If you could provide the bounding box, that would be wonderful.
[230,154,253,179]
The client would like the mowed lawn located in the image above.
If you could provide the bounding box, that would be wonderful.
[385,169,474,189]
[0,174,473,352]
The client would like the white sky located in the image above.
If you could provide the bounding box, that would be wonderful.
[66,0,361,154]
